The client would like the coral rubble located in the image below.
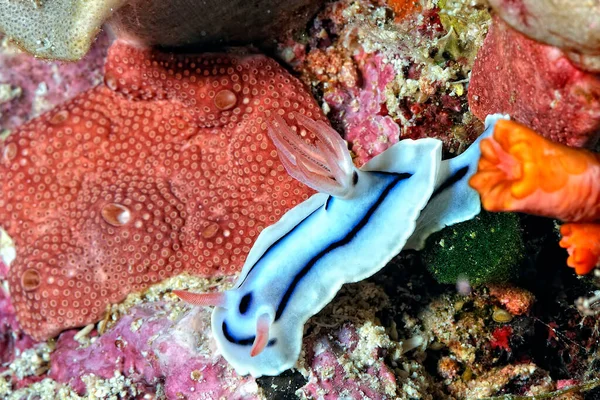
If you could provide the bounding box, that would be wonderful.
[296,282,438,400]
[0,261,36,372]
[285,0,489,165]
[2,276,262,399]
[49,278,261,399]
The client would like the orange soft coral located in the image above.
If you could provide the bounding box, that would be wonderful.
[469,119,600,274]
[469,119,600,222]
[559,223,600,275]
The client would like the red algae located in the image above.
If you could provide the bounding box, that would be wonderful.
[469,16,600,148]
[323,51,400,167]
[0,40,326,340]
[490,326,513,352]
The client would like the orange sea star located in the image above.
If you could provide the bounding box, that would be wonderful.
[0,40,326,340]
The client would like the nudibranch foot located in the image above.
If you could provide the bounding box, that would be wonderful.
[559,223,600,275]
[268,113,356,198]
[469,119,600,222]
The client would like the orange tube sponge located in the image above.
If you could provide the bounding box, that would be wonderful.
[559,223,600,275]
[469,119,600,222]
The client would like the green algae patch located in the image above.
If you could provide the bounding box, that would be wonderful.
[422,211,525,286]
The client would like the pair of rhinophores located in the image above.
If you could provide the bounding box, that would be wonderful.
[175,112,508,377]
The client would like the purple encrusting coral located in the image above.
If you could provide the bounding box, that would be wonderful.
[289,281,438,400]
[49,294,260,399]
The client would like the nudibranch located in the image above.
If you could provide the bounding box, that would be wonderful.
[469,119,600,274]
[175,114,507,377]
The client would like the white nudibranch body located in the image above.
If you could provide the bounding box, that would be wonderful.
[175,113,508,377]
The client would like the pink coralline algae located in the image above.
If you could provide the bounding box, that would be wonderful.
[488,284,535,316]
[0,40,325,340]
[298,322,399,399]
[0,32,109,132]
[49,296,261,399]
[324,52,400,166]
[469,16,600,148]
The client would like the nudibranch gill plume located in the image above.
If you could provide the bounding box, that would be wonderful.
[175,114,509,377]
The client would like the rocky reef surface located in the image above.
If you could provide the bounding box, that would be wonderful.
[1,0,600,399]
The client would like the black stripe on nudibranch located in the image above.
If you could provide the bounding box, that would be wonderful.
[274,172,412,321]
[239,293,252,314]
[324,196,332,211]
[430,166,469,200]
[237,205,323,287]
[222,321,277,347]
[352,171,359,185]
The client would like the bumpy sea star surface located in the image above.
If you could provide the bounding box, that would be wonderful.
[0,40,325,340]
